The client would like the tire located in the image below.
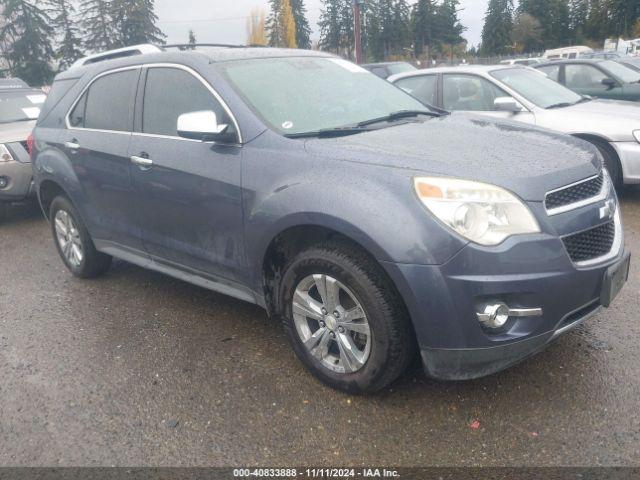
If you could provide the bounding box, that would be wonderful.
[277,240,416,394]
[590,139,622,191]
[49,195,112,278]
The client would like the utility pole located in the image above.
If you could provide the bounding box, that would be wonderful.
[353,0,363,64]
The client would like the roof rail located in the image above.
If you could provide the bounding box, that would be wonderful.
[69,44,163,70]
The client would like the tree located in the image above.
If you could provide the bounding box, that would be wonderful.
[80,0,116,52]
[434,0,466,54]
[281,0,297,48]
[290,0,311,49]
[247,7,267,45]
[512,13,542,52]
[318,0,353,57]
[110,0,165,48]
[609,0,640,37]
[266,0,283,46]
[188,29,196,46]
[480,0,513,55]
[49,0,83,69]
[411,0,436,59]
[0,0,54,86]
[569,0,589,42]
[390,0,412,57]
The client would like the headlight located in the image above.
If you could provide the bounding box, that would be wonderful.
[0,144,15,163]
[633,130,640,143]
[414,177,541,246]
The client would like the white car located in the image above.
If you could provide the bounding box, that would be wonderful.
[389,65,640,188]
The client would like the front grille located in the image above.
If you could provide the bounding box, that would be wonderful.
[562,221,615,263]
[545,173,604,212]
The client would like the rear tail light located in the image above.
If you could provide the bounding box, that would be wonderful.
[27,133,34,161]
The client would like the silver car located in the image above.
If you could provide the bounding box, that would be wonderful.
[389,65,640,188]
[0,79,43,214]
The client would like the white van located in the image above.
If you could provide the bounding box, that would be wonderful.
[543,46,593,59]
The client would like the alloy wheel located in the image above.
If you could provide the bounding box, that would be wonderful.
[54,210,84,268]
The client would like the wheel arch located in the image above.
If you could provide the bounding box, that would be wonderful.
[38,179,72,220]
[571,133,623,183]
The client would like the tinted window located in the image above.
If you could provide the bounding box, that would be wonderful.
[443,74,506,111]
[395,75,437,106]
[142,67,231,137]
[565,64,608,89]
[75,69,138,131]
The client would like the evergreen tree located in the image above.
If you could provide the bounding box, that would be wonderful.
[318,0,352,56]
[266,0,283,47]
[188,29,196,47]
[512,12,542,52]
[111,0,165,47]
[49,0,83,69]
[609,0,640,37]
[0,0,54,85]
[569,0,589,42]
[290,0,311,49]
[80,0,116,52]
[390,0,411,57]
[585,0,609,41]
[434,0,466,59]
[480,0,513,55]
[411,0,436,58]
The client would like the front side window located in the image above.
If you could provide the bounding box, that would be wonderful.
[599,60,640,83]
[395,75,437,106]
[70,69,138,131]
[564,64,608,89]
[537,64,560,81]
[442,74,506,111]
[142,67,232,138]
[491,68,582,108]
[218,56,428,135]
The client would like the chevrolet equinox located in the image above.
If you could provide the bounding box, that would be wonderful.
[32,45,630,393]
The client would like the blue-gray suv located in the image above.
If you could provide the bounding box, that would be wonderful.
[32,45,630,393]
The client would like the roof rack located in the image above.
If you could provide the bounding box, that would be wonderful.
[163,43,264,50]
[69,44,163,70]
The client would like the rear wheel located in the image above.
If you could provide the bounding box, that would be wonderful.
[278,240,415,394]
[50,196,111,278]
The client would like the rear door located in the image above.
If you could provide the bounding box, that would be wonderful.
[62,67,143,250]
[128,65,246,283]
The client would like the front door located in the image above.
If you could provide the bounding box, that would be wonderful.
[563,63,622,99]
[129,65,246,283]
[63,67,143,251]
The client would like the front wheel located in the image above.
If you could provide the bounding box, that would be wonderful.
[50,195,112,278]
[278,240,415,394]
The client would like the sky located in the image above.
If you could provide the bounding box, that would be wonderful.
[155,0,487,49]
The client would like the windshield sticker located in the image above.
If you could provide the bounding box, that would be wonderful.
[21,107,41,119]
[282,121,293,130]
[329,58,368,74]
[27,94,46,104]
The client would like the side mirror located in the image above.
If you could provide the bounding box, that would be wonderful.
[601,78,617,89]
[494,96,523,113]
[177,110,229,141]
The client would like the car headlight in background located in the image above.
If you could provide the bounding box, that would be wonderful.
[0,144,15,163]
[633,130,640,143]
[414,177,541,246]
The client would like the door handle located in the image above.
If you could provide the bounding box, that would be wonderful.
[65,140,80,150]
[130,155,153,167]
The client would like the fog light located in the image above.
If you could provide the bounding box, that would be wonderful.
[478,302,510,328]
[0,176,8,189]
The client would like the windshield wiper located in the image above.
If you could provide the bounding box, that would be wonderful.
[284,126,372,139]
[546,102,573,109]
[357,109,443,127]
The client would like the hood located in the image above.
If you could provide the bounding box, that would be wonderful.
[0,120,36,143]
[303,114,600,201]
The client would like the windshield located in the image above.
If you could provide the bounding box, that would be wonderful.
[491,68,582,108]
[219,56,428,135]
[600,60,640,83]
[0,90,44,123]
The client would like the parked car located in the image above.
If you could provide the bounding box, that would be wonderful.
[544,45,594,60]
[0,78,45,217]
[361,61,417,79]
[616,56,640,72]
[534,59,640,102]
[499,57,544,66]
[581,52,626,60]
[389,65,640,188]
[32,45,629,393]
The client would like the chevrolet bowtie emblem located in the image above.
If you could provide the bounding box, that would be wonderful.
[599,199,616,220]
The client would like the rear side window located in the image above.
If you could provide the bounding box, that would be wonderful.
[69,69,138,131]
[37,78,78,124]
[142,67,231,138]
[538,65,560,81]
[395,75,437,106]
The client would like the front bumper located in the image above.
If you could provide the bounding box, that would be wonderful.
[0,159,34,202]
[613,141,640,184]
